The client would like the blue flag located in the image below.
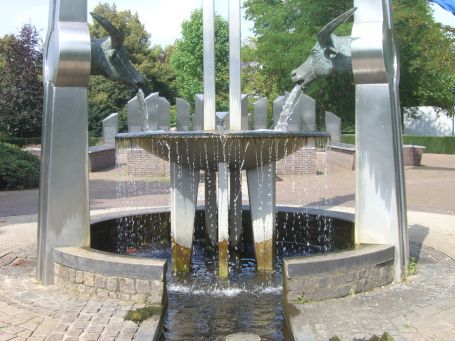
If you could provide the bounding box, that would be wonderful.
[429,0,455,15]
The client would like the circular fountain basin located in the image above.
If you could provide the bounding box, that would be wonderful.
[116,130,330,170]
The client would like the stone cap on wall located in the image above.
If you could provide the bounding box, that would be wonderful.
[284,244,394,278]
[54,247,166,281]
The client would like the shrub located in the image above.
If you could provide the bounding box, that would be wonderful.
[0,142,40,190]
[341,134,455,154]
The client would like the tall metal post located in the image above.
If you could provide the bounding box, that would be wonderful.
[450,88,455,137]
[37,0,91,284]
[203,0,216,131]
[352,0,408,281]
[229,0,242,131]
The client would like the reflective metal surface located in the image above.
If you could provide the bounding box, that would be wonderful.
[38,0,91,284]
[229,0,242,131]
[352,0,408,281]
[203,0,216,131]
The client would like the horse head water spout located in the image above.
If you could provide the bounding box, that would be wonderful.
[90,13,145,88]
[291,8,356,89]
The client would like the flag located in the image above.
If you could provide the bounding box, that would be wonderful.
[429,0,455,15]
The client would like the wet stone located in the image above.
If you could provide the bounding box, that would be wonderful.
[226,332,261,341]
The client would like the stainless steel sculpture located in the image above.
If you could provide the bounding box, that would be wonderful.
[38,0,91,284]
[90,13,144,87]
[38,0,146,285]
[291,8,356,88]
[352,0,408,281]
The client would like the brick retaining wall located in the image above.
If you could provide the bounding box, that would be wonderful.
[54,263,164,303]
[126,148,170,177]
[125,146,318,177]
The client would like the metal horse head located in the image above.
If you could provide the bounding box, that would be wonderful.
[291,8,356,89]
[90,13,145,88]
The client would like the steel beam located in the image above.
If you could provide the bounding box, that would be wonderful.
[352,0,408,281]
[38,0,91,285]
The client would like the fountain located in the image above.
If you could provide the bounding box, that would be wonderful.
[36,0,409,338]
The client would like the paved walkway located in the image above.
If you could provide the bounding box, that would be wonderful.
[0,153,454,340]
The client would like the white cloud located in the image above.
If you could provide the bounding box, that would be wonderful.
[430,3,455,27]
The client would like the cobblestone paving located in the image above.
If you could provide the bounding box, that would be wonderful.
[0,245,140,341]
[292,243,455,340]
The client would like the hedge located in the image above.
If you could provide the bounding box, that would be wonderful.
[0,137,102,147]
[0,142,40,190]
[341,134,455,154]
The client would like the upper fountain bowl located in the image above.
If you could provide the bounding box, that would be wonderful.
[116,130,330,171]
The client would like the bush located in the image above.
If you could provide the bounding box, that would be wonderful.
[0,142,40,190]
[341,134,455,154]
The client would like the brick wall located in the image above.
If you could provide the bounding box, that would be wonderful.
[125,146,318,177]
[127,148,170,177]
[54,263,164,304]
[276,147,317,175]
[403,145,425,166]
[328,146,355,170]
[88,147,116,172]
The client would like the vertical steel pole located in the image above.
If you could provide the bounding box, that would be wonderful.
[203,0,216,131]
[352,0,408,281]
[229,0,242,131]
[38,0,91,284]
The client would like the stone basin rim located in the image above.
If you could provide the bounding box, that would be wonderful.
[115,130,331,140]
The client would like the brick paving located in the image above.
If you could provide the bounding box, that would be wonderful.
[0,246,140,340]
[289,242,455,340]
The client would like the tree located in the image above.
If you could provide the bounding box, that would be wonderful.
[88,3,177,134]
[0,25,43,137]
[244,0,455,130]
[170,9,230,111]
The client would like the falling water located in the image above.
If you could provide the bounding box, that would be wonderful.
[274,85,302,131]
[137,88,148,131]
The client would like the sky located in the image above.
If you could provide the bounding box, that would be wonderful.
[0,0,453,46]
[0,0,254,46]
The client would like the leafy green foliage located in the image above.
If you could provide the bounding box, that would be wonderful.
[342,134,455,154]
[0,25,43,137]
[394,0,455,111]
[124,305,161,323]
[170,10,229,111]
[88,4,177,135]
[244,0,455,130]
[406,257,417,276]
[0,142,40,190]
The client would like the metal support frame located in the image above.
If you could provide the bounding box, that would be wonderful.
[37,0,91,285]
[352,0,409,281]
[203,0,216,131]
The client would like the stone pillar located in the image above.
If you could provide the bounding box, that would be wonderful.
[253,98,268,130]
[240,94,249,130]
[229,168,242,250]
[176,98,190,131]
[247,162,276,271]
[273,96,285,128]
[325,111,342,145]
[128,96,141,132]
[158,97,170,131]
[218,162,229,278]
[102,113,118,146]
[299,94,316,131]
[194,94,204,131]
[352,0,408,281]
[38,0,91,285]
[205,170,218,248]
[170,163,200,273]
[145,92,159,130]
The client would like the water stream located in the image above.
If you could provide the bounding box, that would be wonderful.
[274,85,302,131]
